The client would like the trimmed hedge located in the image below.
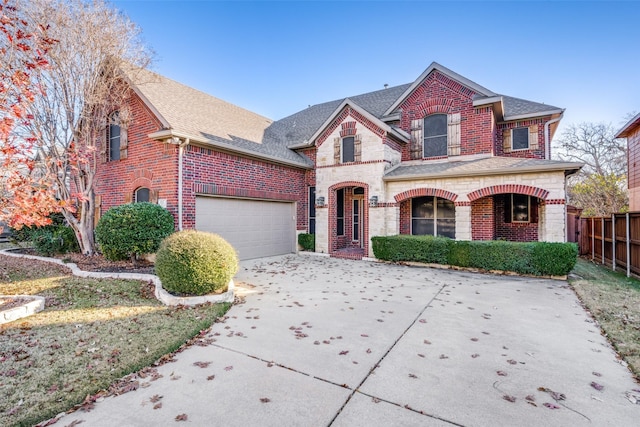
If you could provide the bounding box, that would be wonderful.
[155,230,239,296]
[11,212,79,256]
[298,233,315,251]
[95,202,174,261]
[371,235,577,276]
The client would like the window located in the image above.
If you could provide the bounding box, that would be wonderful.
[108,111,121,161]
[505,194,532,223]
[411,196,455,238]
[423,114,447,157]
[512,127,529,150]
[336,188,344,235]
[308,186,316,234]
[342,137,355,163]
[135,187,150,203]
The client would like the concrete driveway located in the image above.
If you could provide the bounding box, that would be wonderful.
[59,254,639,426]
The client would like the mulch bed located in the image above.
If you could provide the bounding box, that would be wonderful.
[0,296,34,311]
[10,249,155,275]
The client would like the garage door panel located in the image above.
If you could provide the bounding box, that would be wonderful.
[195,197,295,260]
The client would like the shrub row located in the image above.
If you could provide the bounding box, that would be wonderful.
[371,235,578,276]
[11,213,79,256]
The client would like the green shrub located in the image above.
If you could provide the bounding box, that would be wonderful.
[11,212,79,256]
[372,235,577,276]
[371,234,449,264]
[298,233,315,251]
[531,242,578,276]
[95,202,174,261]
[155,230,239,296]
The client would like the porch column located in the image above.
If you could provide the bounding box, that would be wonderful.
[316,206,329,254]
[455,203,471,240]
[542,202,566,242]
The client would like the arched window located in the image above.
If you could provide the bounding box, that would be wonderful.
[411,196,455,238]
[134,187,150,203]
[423,114,447,157]
[108,111,121,161]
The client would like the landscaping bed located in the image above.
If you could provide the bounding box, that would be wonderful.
[0,254,230,427]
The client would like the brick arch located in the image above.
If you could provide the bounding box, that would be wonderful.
[416,98,455,118]
[328,181,369,259]
[130,177,152,193]
[394,188,459,203]
[467,184,549,202]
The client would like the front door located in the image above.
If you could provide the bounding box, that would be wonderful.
[352,197,363,248]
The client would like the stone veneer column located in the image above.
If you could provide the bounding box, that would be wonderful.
[455,204,472,241]
[542,203,566,242]
[316,207,329,254]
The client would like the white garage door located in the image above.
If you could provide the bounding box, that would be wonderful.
[195,196,296,260]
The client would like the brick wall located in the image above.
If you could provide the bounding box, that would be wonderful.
[94,91,179,226]
[182,145,307,230]
[496,118,550,159]
[471,197,495,240]
[396,70,494,160]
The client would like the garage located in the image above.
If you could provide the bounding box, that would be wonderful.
[195,196,296,260]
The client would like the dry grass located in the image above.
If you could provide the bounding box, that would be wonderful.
[569,258,640,380]
[0,255,230,427]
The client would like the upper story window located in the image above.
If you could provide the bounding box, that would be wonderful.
[108,111,121,161]
[342,137,355,162]
[423,114,448,157]
[512,127,529,150]
[503,125,539,153]
[135,187,150,203]
[333,134,362,164]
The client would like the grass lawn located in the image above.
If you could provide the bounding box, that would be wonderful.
[0,254,230,427]
[569,257,640,380]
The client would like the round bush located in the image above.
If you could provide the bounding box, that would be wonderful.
[155,230,238,296]
[95,202,175,261]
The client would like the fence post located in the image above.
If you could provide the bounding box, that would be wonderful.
[627,212,631,278]
[591,217,595,261]
[612,214,616,272]
[602,217,605,265]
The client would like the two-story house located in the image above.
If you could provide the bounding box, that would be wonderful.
[616,112,640,210]
[94,62,582,260]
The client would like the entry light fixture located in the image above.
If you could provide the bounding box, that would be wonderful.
[369,196,378,207]
[316,196,325,207]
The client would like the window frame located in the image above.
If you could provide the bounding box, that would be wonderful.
[410,196,455,238]
[336,188,344,236]
[510,194,531,223]
[423,114,448,158]
[511,127,530,151]
[308,186,316,234]
[134,187,150,203]
[342,136,355,163]
[108,111,121,161]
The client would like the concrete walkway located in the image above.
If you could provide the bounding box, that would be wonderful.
[58,255,639,426]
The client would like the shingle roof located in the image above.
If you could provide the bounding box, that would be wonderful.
[500,95,563,120]
[383,156,582,181]
[616,112,640,138]
[125,64,565,168]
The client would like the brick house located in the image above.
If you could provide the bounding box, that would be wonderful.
[95,62,582,260]
[616,112,640,211]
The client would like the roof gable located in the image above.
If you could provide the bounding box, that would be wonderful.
[616,112,640,138]
[383,62,497,116]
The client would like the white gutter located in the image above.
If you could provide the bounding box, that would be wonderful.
[177,138,190,230]
[544,112,564,160]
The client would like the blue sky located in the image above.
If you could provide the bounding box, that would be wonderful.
[111,0,639,139]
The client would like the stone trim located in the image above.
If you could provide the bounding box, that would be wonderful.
[316,159,386,169]
[394,188,459,203]
[467,184,549,201]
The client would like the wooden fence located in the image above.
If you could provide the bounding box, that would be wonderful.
[579,212,640,278]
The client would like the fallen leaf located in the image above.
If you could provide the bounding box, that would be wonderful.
[175,413,188,421]
[419,319,427,323]
[423,340,431,345]
[496,371,508,376]
[417,353,425,358]
[592,371,602,377]
[543,402,560,409]
[361,334,369,337]
[193,361,211,368]
[507,359,517,365]
[525,395,536,402]
[470,337,479,342]
[339,350,349,355]
[439,354,448,359]
[260,397,271,403]
[409,373,418,379]
[471,353,480,358]
[207,375,215,381]
[503,395,516,403]
[150,395,162,403]
[590,381,604,391]
[224,366,233,371]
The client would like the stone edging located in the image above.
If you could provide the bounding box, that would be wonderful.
[0,249,235,306]
[1,295,45,325]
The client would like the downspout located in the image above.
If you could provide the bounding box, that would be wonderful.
[177,138,190,230]
[544,111,564,160]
